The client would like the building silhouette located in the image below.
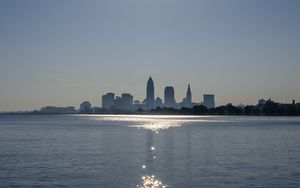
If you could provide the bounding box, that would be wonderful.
[203,94,215,109]
[145,77,155,110]
[102,92,115,109]
[113,93,133,111]
[182,84,192,108]
[155,97,163,108]
[39,106,77,114]
[98,76,217,112]
[257,98,266,111]
[187,84,192,104]
[164,86,176,108]
[80,101,92,112]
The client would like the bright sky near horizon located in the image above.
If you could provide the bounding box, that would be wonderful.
[0,0,300,111]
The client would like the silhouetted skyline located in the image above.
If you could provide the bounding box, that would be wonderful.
[100,77,213,112]
[1,0,300,111]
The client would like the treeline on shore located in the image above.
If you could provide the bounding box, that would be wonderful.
[2,100,299,116]
[148,100,300,116]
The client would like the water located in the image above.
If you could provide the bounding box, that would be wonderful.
[0,115,300,188]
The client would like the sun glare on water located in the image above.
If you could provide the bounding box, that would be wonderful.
[130,120,183,132]
[137,175,167,188]
[78,114,226,132]
[77,114,227,188]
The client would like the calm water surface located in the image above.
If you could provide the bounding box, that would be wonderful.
[0,115,300,188]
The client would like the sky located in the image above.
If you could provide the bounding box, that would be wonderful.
[0,0,300,111]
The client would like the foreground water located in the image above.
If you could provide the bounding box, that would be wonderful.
[0,115,300,188]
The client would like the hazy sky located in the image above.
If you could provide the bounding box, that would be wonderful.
[1,0,300,111]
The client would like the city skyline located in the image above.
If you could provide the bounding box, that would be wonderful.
[101,76,214,112]
[1,0,300,111]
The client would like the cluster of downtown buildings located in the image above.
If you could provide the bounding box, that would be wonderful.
[100,77,215,112]
[37,76,298,115]
[38,77,215,114]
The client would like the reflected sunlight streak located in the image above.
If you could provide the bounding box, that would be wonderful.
[131,120,183,132]
[76,115,229,132]
[138,175,167,188]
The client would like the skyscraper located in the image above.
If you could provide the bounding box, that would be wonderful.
[114,93,133,111]
[102,92,115,109]
[203,94,215,109]
[164,86,176,108]
[146,77,155,109]
[182,84,192,108]
[186,84,192,103]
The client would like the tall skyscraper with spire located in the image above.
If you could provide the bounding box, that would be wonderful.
[186,84,192,104]
[146,76,155,109]
[182,84,192,108]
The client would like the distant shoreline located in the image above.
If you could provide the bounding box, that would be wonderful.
[1,100,300,116]
[0,112,299,117]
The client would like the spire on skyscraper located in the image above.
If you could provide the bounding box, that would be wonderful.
[186,83,192,103]
[181,83,192,108]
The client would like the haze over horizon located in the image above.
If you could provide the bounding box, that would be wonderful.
[1,0,300,111]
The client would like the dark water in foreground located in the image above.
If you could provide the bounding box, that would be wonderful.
[0,115,300,188]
